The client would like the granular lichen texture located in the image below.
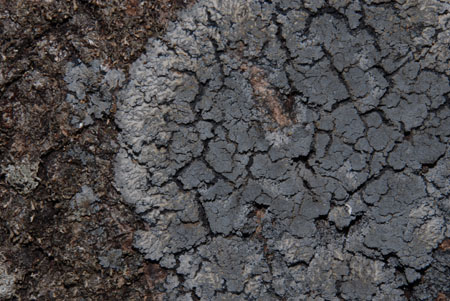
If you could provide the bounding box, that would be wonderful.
[114,0,450,300]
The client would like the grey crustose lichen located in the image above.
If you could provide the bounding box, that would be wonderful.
[113,0,450,300]
[64,59,125,127]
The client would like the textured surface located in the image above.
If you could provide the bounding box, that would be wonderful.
[0,0,193,299]
[115,0,450,300]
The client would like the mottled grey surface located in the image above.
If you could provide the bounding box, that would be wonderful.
[2,158,40,195]
[64,59,125,127]
[113,0,450,299]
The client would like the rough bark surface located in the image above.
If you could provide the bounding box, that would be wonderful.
[0,0,192,300]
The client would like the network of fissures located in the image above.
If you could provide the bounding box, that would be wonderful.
[64,0,450,299]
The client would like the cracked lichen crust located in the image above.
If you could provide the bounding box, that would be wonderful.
[114,0,450,299]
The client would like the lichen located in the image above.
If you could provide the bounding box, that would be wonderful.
[113,0,450,299]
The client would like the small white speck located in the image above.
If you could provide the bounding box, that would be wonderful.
[345,204,352,215]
